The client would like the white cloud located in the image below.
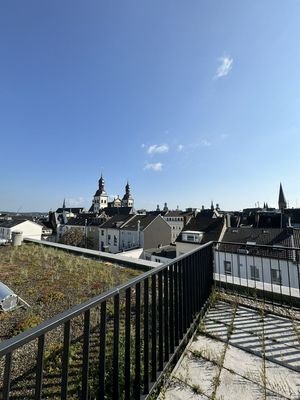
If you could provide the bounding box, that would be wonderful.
[177,144,184,152]
[147,144,169,154]
[141,143,145,148]
[144,162,163,171]
[215,56,233,79]
[201,139,212,147]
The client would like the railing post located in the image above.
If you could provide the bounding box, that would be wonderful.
[143,278,149,394]
[98,301,107,400]
[3,352,12,400]
[82,310,91,400]
[35,334,45,400]
[163,268,169,362]
[169,265,175,354]
[151,274,157,382]
[135,283,141,400]
[125,289,131,400]
[113,295,120,400]
[61,320,71,400]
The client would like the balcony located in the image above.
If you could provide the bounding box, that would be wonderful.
[0,241,299,399]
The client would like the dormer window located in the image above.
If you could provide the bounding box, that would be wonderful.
[182,231,203,243]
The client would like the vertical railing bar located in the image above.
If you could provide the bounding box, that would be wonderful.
[174,262,179,346]
[158,271,164,371]
[135,283,141,399]
[224,245,228,291]
[260,255,265,305]
[178,261,183,339]
[270,255,274,307]
[187,256,192,324]
[231,250,235,291]
[61,320,71,400]
[35,334,45,400]
[98,301,107,400]
[297,252,300,297]
[144,278,149,394]
[217,246,221,290]
[113,294,120,400]
[3,352,12,400]
[278,253,283,305]
[151,274,157,382]
[191,254,195,317]
[182,258,188,332]
[286,249,292,302]
[82,309,91,400]
[169,264,175,354]
[245,249,249,298]
[125,288,131,400]
[163,268,169,362]
[197,251,201,311]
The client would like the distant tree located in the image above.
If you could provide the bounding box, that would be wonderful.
[61,228,86,247]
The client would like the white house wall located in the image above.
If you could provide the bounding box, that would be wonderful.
[120,230,141,251]
[0,221,42,241]
[214,250,300,292]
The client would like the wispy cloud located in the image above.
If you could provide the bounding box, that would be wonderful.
[177,144,184,152]
[147,144,169,154]
[215,56,233,79]
[201,139,212,147]
[144,162,163,171]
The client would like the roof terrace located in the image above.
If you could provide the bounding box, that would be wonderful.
[0,241,299,399]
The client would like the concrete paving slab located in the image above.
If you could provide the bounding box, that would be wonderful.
[189,335,225,364]
[172,352,218,398]
[203,319,229,341]
[265,358,300,399]
[215,368,265,400]
[158,378,209,400]
[223,343,263,385]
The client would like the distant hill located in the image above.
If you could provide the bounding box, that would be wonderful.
[0,211,48,217]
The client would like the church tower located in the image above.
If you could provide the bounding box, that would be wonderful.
[278,183,287,210]
[121,181,134,208]
[93,174,109,213]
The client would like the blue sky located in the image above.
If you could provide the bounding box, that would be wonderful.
[1,1,300,212]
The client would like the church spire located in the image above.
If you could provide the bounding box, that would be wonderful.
[278,183,287,210]
[125,180,130,196]
[98,173,106,194]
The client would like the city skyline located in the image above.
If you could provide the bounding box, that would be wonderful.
[1,1,300,211]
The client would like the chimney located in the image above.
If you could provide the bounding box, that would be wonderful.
[226,213,231,228]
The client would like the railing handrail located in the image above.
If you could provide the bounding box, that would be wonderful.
[0,241,213,356]
[214,240,300,252]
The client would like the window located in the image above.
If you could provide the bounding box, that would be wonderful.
[114,235,117,246]
[224,261,232,275]
[187,235,195,241]
[250,265,260,281]
[101,230,104,235]
[271,269,282,285]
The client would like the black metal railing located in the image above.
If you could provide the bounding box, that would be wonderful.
[213,241,300,307]
[0,242,213,400]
